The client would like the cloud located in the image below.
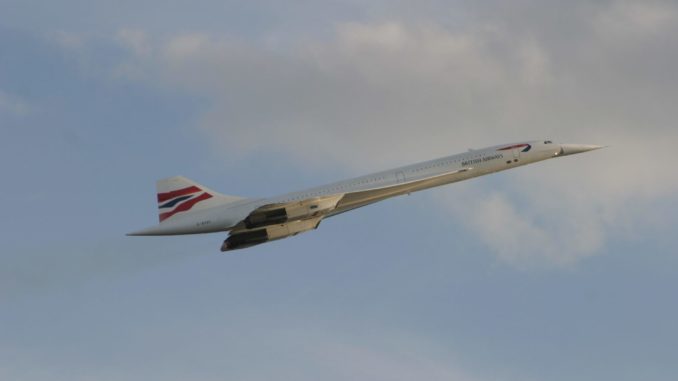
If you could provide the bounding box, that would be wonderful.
[112,22,540,167]
[99,0,678,267]
[438,131,678,267]
[439,183,607,267]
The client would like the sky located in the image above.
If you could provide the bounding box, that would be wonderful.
[1,0,677,380]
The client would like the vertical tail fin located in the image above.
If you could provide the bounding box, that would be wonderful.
[156,176,245,222]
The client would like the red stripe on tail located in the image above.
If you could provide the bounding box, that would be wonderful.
[157,186,201,202]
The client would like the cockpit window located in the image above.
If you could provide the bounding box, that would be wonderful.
[544,140,552,144]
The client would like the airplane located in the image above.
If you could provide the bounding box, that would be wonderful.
[128,140,603,251]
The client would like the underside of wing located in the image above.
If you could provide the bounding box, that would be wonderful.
[333,167,472,214]
[242,194,344,229]
[221,194,343,251]
[221,168,472,251]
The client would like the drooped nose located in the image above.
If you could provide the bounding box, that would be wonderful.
[558,144,604,156]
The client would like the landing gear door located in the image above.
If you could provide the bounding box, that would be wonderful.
[512,148,520,161]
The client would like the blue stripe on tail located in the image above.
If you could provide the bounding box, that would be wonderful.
[159,195,193,209]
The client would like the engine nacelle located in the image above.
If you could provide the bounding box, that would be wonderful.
[244,208,288,228]
[222,217,322,251]
[221,229,268,251]
[244,197,340,229]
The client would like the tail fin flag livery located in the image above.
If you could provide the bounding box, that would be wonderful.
[155,176,244,222]
[129,140,604,251]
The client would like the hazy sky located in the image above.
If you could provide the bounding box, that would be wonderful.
[1,1,677,380]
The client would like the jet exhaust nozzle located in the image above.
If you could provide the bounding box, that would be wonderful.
[222,217,323,252]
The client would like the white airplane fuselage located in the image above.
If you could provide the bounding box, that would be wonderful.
[129,140,602,251]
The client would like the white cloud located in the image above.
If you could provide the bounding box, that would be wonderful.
[106,1,678,267]
[127,22,536,168]
[439,180,608,268]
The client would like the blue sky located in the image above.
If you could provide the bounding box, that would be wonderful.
[2,1,678,380]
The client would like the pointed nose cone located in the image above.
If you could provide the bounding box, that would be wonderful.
[559,144,604,156]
